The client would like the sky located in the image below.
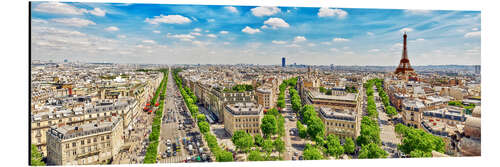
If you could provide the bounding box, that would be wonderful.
[30,2,481,65]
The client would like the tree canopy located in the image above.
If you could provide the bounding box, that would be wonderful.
[261,115,278,138]
[395,123,445,157]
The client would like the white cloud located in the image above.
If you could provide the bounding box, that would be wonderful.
[415,38,425,42]
[105,26,119,32]
[192,40,208,46]
[34,2,87,15]
[241,26,261,34]
[190,32,202,36]
[251,6,281,17]
[194,28,202,32]
[34,2,106,17]
[145,15,191,24]
[366,32,374,36]
[293,36,307,43]
[153,30,161,34]
[321,42,332,45]
[369,49,380,52]
[472,27,479,31]
[225,6,238,13]
[286,44,300,48]
[117,35,126,39]
[330,48,339,52]
[272,40,287,45]
[308,43,316,47]
[464,31,481,38]
[167,33,196,41]
[206,34,217,38]
[89,8,106,16]
[392,43,403,50]
[51,18,96,27]
[333,38,350,42]
[142,40,156,44]
[223,42,230,45]
[317,8,348,19]
[219,31,229,34]
[32,19,48,24]
[263,18,289,29]
[207,19,215,22]
[405,9,432,15]
[400,28,414,33]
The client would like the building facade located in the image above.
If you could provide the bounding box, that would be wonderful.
[223,102,263,136]
[46,117,124,165]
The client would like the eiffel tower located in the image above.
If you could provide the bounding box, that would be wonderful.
[394,32,415,75]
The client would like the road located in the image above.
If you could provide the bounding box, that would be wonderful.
[158,68,191,163]
[282,89,304,161]
[374,87,400,158]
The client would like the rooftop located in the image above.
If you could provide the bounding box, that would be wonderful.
[225,102,263,116]
[319,107,356,121]
[47,117,121,140]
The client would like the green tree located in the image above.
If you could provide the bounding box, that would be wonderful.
[277,115,286,137]
[277,100,286,109]
[198,121,210,134]
[261,115,278,138]
[325,134,344,158]
[343,137,356,154]
[358,143,388,159]
[262,139,274,156]
[326,89,333,95]
[232,131,254,153]
[296,121,308,138]
[394,123,445,156]
[303,146,323,160]
[357,116,381,146]
[247,150,265,161]
[319,87,326,93]
[31,144,45,166]
[410,150,432,158]
[307,117,325,138]
[254,134,264,146]
[216,150,234,162]
[274,138,286,157]
[266,108,279,116]
[196,114,206,122]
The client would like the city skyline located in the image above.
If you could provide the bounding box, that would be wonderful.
[31,2,480,65]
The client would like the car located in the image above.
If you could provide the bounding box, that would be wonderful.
[299,156,303,160]
[162,153,167,159]
[173,151,177,156]
[167,139,172,146]
[294,152,299,156]
[167,152,171,157]
[292,156,296,160]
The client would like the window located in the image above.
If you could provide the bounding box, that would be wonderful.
[106,135,110,139]
[37,122,40,127]
[72,142,76,147]
[87,139,91,144]
[48,121,52,125]
[81,140,84,145]
[66,144,70,149]
[101,136,105,141]
[93,138,97,142]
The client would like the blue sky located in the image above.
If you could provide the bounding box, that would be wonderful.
[30,2,481,65]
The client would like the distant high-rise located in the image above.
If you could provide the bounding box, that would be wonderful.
[282,57,286,67]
